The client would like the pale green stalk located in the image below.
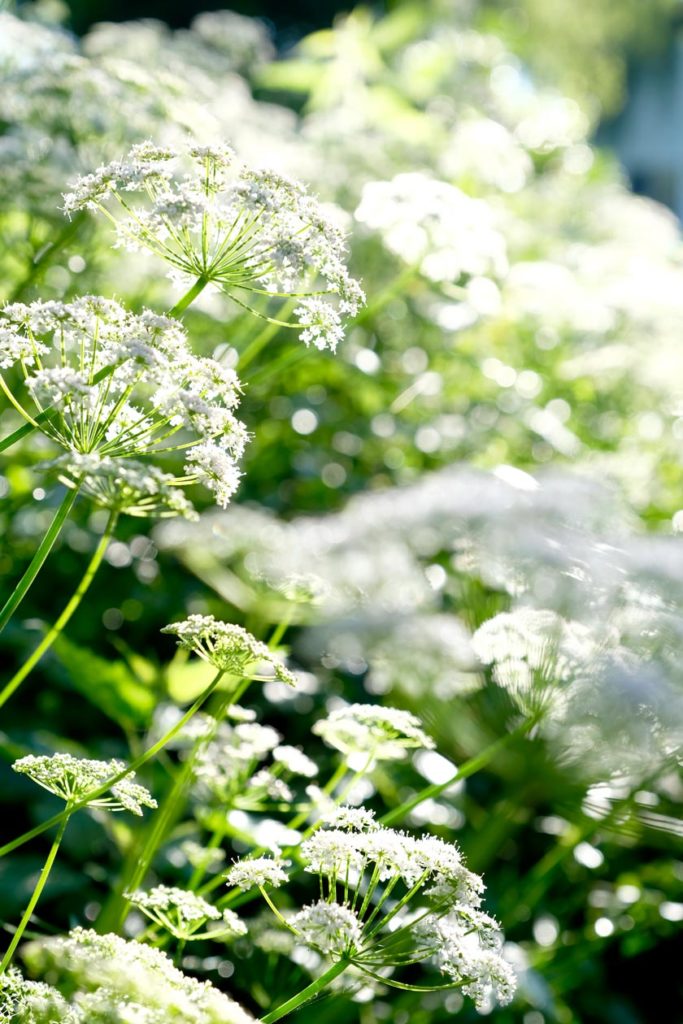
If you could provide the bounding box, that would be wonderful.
[0,810,71,973]
[261,958,350,1024]
[0,509,118,710]
[0,484,80,634]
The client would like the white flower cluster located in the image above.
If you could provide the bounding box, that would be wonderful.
[64,142,364,350]
[292,901,363,956]
[50,453,199,520]
[161,614,297,684]
[190,719,317,810]
[471,608,599,713]
[224,856,290,891]
[125,885,246,941]
[1,297,246,509]
[233,816,515,1008]
[312,703,435,761]
[12,753,157,816]
[354,172,507,283]
[20,928,256,1024]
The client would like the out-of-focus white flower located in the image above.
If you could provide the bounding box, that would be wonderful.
[354,173,507,283]
[22,928,256,1023]
[312,703,435,761]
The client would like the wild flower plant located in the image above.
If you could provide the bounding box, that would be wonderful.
[64,142,364,347]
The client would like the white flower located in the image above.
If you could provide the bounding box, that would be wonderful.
[64,143,364,348]
[321,806,377,831]
[50,453,198,519]
[293,901,363,955]
[125,886,246,940]
[22,928,256,1023]
[12,753,156,816]
[161,615,297,684]
[312,703,435,761]
[272,745,319,778]
[224,856,289,890]
[1,297,245,511]
[354,173,507,283]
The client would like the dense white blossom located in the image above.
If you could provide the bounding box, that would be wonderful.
[293,901,363,955]
[64,143,364,349]
[22,929,256,1024]
[0,298,245,510]
[125,885,246,940]
[354,173,507,283]
[312,703,435,761]
[224,856,289,890]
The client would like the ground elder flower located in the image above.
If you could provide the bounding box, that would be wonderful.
[224,856,289,890]
[0,298,246,509]
[312,703,435,762]
[50,453,199,519]
[161,615,297,684]
[322,806,377,831]
[354,172,507,283]
[125,885,246,940]
[12,753,156,815]
[272,745,319,778]
[292,901,363,955]
[471,608,598,714]
[64,142,364,349]
[257,818,513,1008]
[22,928,256,1024]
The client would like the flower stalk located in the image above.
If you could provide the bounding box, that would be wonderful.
[0,508,118,710]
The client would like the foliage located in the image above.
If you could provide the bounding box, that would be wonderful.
[0,4,681,1024]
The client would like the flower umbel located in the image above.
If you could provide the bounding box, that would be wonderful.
[125,885,246,940]
[64,142,365,349]
[312,703,436,762]
[0,297,246,509]
[161,615,297,684]
[12,753,157,815]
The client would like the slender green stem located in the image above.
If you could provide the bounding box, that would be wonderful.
[0,669,228,860]
[380,718,536,827]
[101,675,250,931]
[167,276,209,317]
[0,811,70,973]
[261,958,350,1024]
[237,300,296,371]
[0,418,42,454]
[0,509,118,710]
[0,485,80,635]
[7,213,87,304]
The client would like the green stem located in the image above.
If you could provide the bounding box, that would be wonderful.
[0,485,80,634]
[167,276,209,317]
[0,669,228,860]
[0,509,118,710]
[0,811,70,973]
[237,300,296,371]
[379,717,536,827]
[7,213,87,304]
[261,958,350,1024]
[101,675,250,931]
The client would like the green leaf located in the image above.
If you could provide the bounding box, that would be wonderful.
[51,635,157,729]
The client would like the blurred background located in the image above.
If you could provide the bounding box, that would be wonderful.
[1,1,683,1022]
